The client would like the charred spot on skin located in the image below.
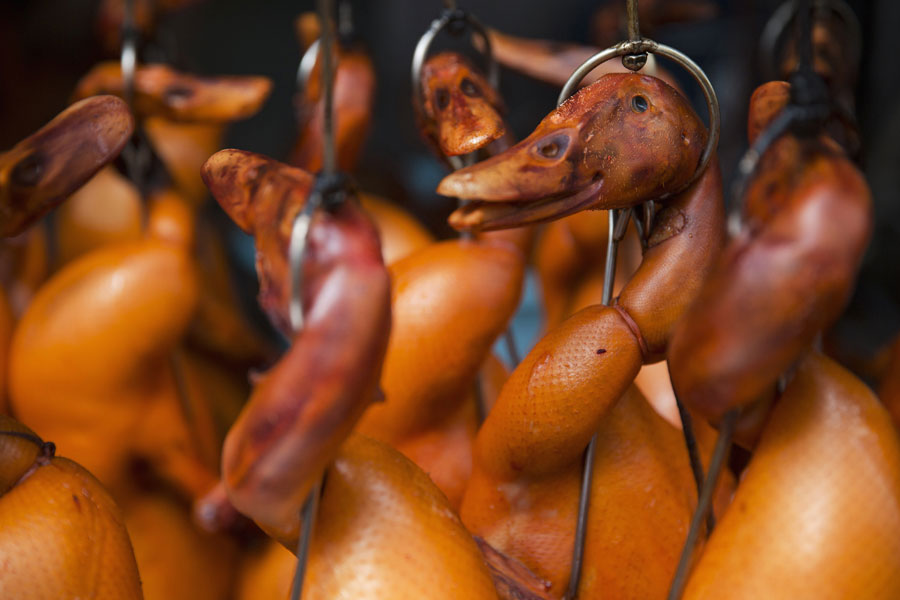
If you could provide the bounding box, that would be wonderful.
[10,152,45,188]
[72,494,81,511]
[434,88,450,112]
[460,77,482,98]
[596,348,606,355]
[165,85,194,103]
[648,207,687,247]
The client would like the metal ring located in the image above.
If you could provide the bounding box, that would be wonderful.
[557,39,720,196]
[410,9,499,120]
[120,0,138,108]
[759,0,862,82]
[287,195,321,333]
[296,38,322,92]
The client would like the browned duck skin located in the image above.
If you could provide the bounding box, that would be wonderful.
[200,149,391,540]
[73,62,271,123]
[0,416,143,599]
[682,352,900,599]
[0,95,134,238]
[668,81,872,437]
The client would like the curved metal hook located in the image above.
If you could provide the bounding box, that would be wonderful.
[410,8,499,120]
[120,0,138,108]
[287,195,321,333]
[557,39,720,197]
[296,38,322,93]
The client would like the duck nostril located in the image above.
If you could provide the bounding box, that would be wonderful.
[10,153,45,188]
[592,171,603,183]
[539,142,559,158]
[435,88,450,111]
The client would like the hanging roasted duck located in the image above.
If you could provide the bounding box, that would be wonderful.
[0,415,143,599]
[437,70,731,598]
[664,70,900,597]
[198,149,521,599]
[668,79,871,444]
[68,61,275,370]
[9,192,217,502]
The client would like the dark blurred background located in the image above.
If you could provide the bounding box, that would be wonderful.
[1,0,898,368]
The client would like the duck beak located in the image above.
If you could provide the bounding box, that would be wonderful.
[0,95,134,237]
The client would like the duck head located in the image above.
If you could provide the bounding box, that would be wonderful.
[438,73,707,231]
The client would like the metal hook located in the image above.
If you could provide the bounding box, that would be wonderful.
[558,40,719,199]
[410,8,499,123]
[289,1,343,597]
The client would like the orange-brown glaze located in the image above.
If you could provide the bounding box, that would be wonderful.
[415,52,506,158]
[0,226,49,317]
[295,434,500,599]
[879,335,900,429]
[746,81,790,144]
[355,238,524,506]
[669,135,871,427]
[235,540,295,600]
[463,385,704,598]
[683,352,900,599]
[74,62,272,123]
[124,490,238,600]
[144,117,226,205]
[55,166,143,266]
[359,192,434,265]
[617,160,724,361]
[8,238,215,500]
[290,46,375,173]
[202,149,391,540]
[0,416,143,599]
[0,95,133,237]
[0,289,12,414]
[441,74,705,230]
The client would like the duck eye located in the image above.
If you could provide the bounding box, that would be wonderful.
[460,77,482,98]
[631,95,649,113]
[434,88,450,111]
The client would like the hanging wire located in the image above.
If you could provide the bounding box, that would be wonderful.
[665,409,738,600]
[667,4,839,595]
[564,207,630,600]
[289,1,339,598]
